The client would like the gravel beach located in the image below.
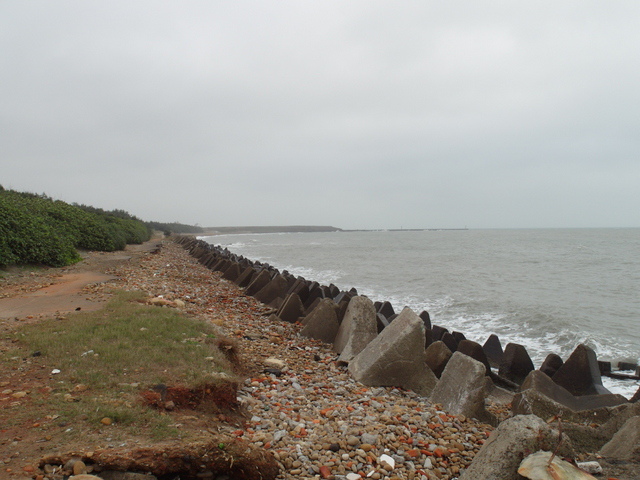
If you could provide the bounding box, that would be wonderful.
[108,240,496,480]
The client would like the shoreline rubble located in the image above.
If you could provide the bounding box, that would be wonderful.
[56,236,637,480]
[171,235,640,479]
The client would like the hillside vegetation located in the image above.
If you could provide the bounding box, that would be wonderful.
[0,187,152,267]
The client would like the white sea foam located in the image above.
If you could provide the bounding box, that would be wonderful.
[204,229,640,397]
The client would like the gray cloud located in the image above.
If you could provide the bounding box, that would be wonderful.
[2,1,639,229]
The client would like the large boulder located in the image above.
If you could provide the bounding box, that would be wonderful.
[430,352,495,424]
[552,344,611,396]
[333,296,378,363]
[498,343,534,385]
[349,307,437,397]
[600,416,640,462]
[459,415,575,480]
[300,298,340,344]
[425,341,452,378]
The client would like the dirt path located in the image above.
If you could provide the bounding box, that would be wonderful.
[0,241,161,325]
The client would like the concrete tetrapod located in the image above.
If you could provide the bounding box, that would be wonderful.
[348,307,437,397]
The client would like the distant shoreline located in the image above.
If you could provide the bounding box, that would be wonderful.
[197,226,469,236]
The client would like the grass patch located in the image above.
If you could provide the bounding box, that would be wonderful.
[4,291,235,440]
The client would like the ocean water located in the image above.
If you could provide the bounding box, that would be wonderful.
[201,228,640,399]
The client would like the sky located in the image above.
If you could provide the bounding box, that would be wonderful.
[2,1,639,230]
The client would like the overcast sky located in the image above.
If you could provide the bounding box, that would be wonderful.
[2,1,639,229]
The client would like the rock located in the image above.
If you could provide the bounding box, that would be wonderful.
[276,293,304,323]
[498,343,535,385]
[518,451,597,480]
[512,370,628,425]
[558,402,640,454]
[349,307,438,396]
[600,415,640,461]
[459,415,575,480]
[333,296,378,363]
[539,353,563,377]
[425,341,452,378]
[575,461,603,475]
[457,339,491,373]
[552,344,611,396]
[430,352,495,424]
[299,298,340,344]
[73,460,87,475]
[68,475,105,480]
[97,471,159,479]
[482,334,504,369]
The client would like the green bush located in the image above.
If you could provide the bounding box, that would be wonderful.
[0,189,152,267]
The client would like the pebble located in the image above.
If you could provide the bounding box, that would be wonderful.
[105,241,497,480]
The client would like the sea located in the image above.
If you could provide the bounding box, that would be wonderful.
[201,228,640,399]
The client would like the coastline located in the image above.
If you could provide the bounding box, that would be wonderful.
[2,238,638,479]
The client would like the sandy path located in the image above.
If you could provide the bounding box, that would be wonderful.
[0,272,116,319]
[0,240,160,324]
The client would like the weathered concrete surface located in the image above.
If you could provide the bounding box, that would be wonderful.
[600,416,640,462]
[425,341,452,378]
[459,415,575,480]
[333,296,377,363]
[512,370,628,425]
[498,343,534,385]
[552,344,611,396]
[348,307,437,397]
[430,352,495,425]
[253,275,289,305]
[299,298,340,344]
[276,293,304,323]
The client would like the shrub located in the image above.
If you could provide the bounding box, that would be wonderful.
[0,189,152,267]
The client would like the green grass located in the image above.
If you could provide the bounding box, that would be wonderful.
[3,291,236,440]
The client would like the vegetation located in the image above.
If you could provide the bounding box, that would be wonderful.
[145,220,204,235]
[2,291,235,439]
[0,188,152,267]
